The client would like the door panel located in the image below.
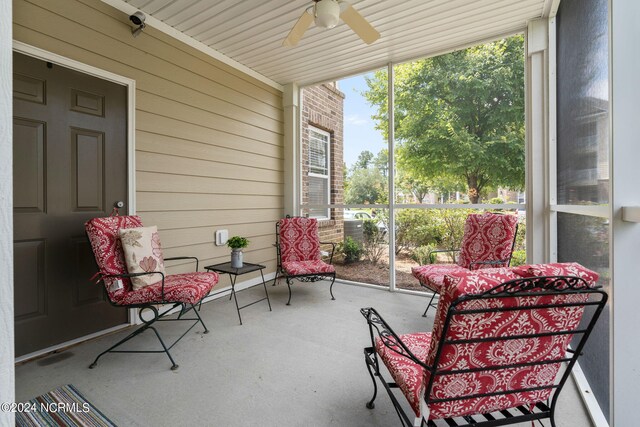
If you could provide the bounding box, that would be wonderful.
[13,239,46,321]
[13,118,45,213]
[13,73,46,104]
[13,52,128,356]
[71,127,104,211]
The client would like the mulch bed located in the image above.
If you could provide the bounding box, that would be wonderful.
[333,259,426,292]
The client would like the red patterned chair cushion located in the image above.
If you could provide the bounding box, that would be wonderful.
[375,333,432,418]
[511,262,599,286]
[282,260,335,276]
[411,264,470,293]
[457,212,518,269]
[421,268,589,420]
[86,215,217,305]
[278,217,321,263]
[116,272,218,306]
[86,215,144,301]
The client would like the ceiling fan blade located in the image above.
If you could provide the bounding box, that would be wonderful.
[339,2,380,44]
[282,9,314,47]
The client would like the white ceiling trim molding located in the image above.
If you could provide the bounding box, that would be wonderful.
[543,0,562,18]
[100,0,284,91]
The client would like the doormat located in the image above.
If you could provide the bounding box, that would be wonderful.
[15,384,116,427]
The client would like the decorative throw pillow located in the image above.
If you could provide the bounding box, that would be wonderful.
[118,225,166,290]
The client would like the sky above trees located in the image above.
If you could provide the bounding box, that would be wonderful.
[340,73,386,168]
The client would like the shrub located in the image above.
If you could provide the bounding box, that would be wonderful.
[362,219,386,264]
[340,236,362,264]
[411,245,437,265]
[438,208,471,258]
[394,209,443,254]
[510,250,526,266]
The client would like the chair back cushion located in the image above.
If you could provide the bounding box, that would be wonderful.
[423,266,596,420]
[511,262,600,286]
[278,217,321,263]
[86,215,144,301]
[457,212,518,269]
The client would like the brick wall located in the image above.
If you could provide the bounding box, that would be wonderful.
[301,82,344,244]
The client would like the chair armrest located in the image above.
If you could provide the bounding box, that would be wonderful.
[100,271,167,301]
[319,241,337,264]
[164,256,199,272]
[427,248,460,264]
[469,258,509,270]
[360,307,432,371]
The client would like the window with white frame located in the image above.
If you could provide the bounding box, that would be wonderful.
[308,127,330,219]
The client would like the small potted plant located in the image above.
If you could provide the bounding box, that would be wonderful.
[227,236,249,268]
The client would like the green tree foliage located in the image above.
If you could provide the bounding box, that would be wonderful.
[353,150,375,170]
[344,168,388,204]
[364,36,525,203]
[396,168,431,203]
[373,149,389,177]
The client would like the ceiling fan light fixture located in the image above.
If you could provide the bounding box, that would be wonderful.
[314,0,340,29]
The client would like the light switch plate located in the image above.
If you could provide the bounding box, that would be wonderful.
[215,229,229,246]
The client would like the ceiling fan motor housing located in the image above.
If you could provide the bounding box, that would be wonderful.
[314,0,341,28]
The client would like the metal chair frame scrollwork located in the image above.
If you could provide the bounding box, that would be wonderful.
[85,215,218,370]
[274,216,337,305]
[89,258,209,371]
[361,275,607,427]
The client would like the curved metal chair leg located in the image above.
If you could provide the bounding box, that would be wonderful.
[329,274,336,300]
[286,278,292,305]
[422,292,437,317]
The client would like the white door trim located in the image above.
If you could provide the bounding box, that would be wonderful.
[11,41,138,361]
[12,41,136,215]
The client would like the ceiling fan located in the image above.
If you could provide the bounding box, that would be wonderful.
[283,0,380,47]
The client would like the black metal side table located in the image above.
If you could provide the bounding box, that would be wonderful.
[204,262,272,325]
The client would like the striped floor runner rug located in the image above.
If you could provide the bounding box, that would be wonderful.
[15,384,116,427]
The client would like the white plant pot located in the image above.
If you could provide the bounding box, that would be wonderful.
[230,248,243,268]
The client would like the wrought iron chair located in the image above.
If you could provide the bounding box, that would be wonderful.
[275,216,336,305]
[412,212,518,317]
[362,263,606,427]
[85,214,219,370]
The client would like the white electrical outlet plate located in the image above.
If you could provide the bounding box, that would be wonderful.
[215,229,229,246]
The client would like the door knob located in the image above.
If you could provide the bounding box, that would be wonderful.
[114,201,125,208]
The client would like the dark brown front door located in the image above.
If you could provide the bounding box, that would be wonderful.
[13,52,128,357]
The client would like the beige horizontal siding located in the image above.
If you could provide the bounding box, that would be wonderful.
[136,91,282,143]
[137,152,283,183]
[14,0,284,281]
[160,222,275,249]
[137,172,283,196]
[136,132,282,168]
[136,112,282,159]
[141,209,282,231]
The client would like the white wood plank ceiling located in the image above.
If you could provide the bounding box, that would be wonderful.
[121,0,553,86]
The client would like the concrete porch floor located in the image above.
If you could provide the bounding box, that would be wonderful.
[15,281,593,426]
